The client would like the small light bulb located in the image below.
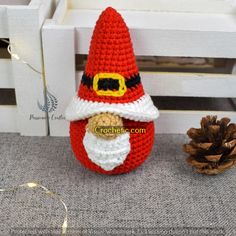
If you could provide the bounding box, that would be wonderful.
[27,182,38,188]
[12,53,20,60]
[62,220,68,234]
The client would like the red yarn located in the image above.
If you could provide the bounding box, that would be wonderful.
[70,119,155,175]
[69,7,156,174]
[86,7,138,77]
[78,7,144,104]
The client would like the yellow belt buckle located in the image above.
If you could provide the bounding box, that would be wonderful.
[93,73,127,97]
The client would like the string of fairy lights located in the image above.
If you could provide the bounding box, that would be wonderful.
[0,38,68,235]
[1,38,42,74]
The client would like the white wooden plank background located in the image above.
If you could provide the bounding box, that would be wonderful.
[0,0,30,5]
[140,72,236,98]
[0,59,14,88]
[156,111,236,134]
[42,0,236,136]
[67,0,236,14]
[5,0,53,135]
[51,0,67,24]
[7,5,47,136]
[61,9,236,58]
[0,7,8,37]
[0,106,18,132]
[42,22,76,136]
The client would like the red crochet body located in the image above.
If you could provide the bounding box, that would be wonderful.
[68,8,157,174]
[70,119,155,175]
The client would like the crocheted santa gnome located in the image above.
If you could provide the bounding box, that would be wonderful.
[65,7,159,174]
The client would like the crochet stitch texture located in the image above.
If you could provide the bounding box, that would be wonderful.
[67,7,158,174]
[78,7,144,104]
[70,119,155,174]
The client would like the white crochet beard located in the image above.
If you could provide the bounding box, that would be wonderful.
[83,130,131,171]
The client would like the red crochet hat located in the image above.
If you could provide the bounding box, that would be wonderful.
[66,7,159,122]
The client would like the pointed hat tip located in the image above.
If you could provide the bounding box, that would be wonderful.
[102,7,120,16]
[104,6,118,12]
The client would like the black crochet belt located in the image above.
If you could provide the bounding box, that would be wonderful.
[81,73,141,91]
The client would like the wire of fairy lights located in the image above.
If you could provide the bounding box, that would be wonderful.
[1,38,42,74]
[0,182,68,235]
[0,39,68,235]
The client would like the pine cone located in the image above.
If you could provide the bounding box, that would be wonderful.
[86,112,123,140]
[183,116,236,175]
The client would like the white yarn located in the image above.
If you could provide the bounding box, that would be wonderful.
[83,131,131,171]
[65,94,159,122]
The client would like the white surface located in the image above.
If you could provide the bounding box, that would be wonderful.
[0,0,30,5]
[51,0,67,24]
[0,0,54,135]
[156,110,236,133]
[83,131,131,171]
[42,1,236,135]
[0,59,14,88]
[60,9,236,58]
[67,0,236,14]
[0,106,18,132]
[42,21,76,137]
[63,9,236,32]
[0,7,8,37]
[140,72,236,98]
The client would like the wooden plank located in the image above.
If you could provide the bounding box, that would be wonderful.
[153,97,236,111]
[7,0,53,136]
[33,0,55,26]
[43,3,236,136]
[49,71,236,136]
[140,72,236,98]
[67,0,236,14]
[156,110,236,134]
[76,71,236,98]
[0,59,14,88]
[0,0,30,5]
[64,10,236,35]
[51,0,67,24]
[42,22,76,136]
[0,105,18,132]
[61,9,236,58]
[0,7,8,38]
